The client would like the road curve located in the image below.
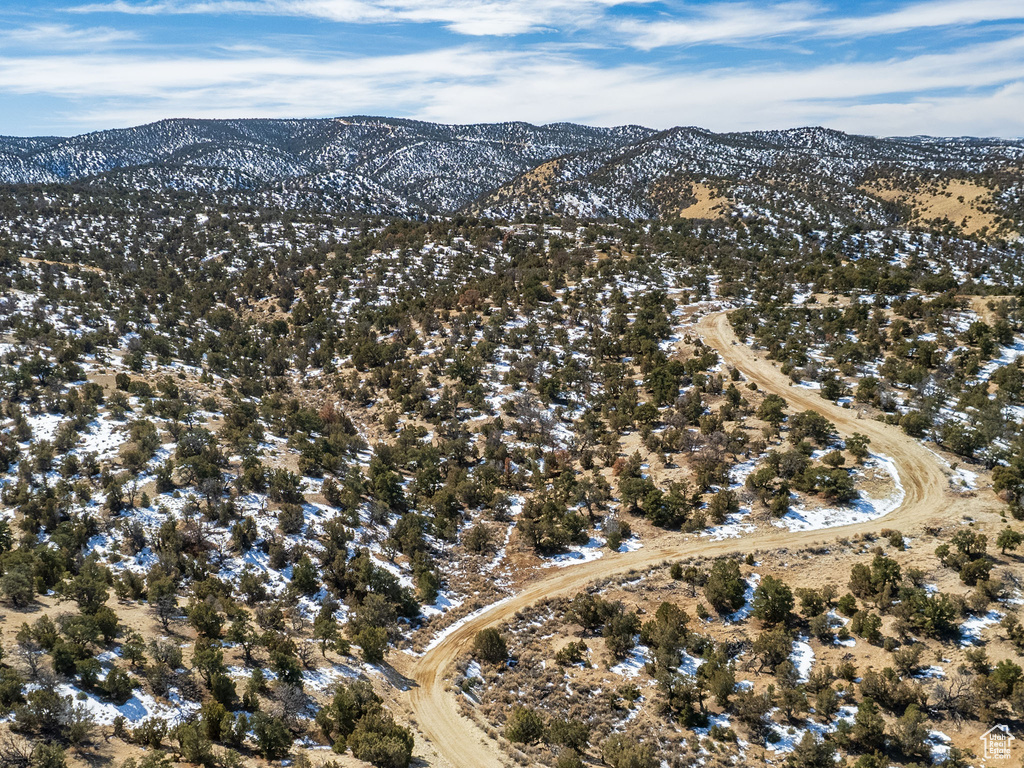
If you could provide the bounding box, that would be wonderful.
[399,310,992,768]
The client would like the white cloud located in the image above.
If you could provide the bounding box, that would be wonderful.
[411,38,1024,134]
[0,23,139,49]
[69,1,378,22]
[0,33,1021,136]
[621,0,1024,50]
[69,0,653,35]
[829,0,1024,37]
[620,2,819,49]
[823,82,1024,138]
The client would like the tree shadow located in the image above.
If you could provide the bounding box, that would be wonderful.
[374,660,418,692]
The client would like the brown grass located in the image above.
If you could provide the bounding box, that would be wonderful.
[651,180,731,220]
[863,177,1014,238]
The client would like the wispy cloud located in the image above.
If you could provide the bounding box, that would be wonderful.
[2,0,1021,135]
[619,2,819,49]
[1,33,1021,135]
[828,0,1024,37]
[68,0,652,35]
[415,35,1024,134]
[620,0,1024,50]
[67,1,375,22]
[0,23,139,48]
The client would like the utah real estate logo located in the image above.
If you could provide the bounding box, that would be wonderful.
[981,725,1015,761]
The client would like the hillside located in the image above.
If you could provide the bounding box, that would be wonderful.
[0,118,652,214]
[0,121,1023,768]
[1,119,1022,237]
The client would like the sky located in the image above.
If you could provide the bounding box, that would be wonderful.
[0,0,1023,137]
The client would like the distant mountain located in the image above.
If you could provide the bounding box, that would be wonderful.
[1,118,1022,229]
[0,118,653,214]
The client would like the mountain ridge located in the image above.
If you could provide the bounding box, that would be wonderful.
[1,117,1022,230]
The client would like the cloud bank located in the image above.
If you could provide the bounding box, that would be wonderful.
[0,0,1020,136]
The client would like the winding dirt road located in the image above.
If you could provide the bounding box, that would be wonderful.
[397,311,996,768]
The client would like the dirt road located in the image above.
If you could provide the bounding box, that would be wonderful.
[398,311,995,768]
[18,256,105,274]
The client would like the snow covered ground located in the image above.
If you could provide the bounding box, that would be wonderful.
[926,730,953,763]
[789,638,814,682]
[702,507,756,540]
[55,682,199,727]
[76,417,127,460]
[610,644,652,677]
[419,595,515,655]
[301,662,361,692]
[774,453,905,532]
[977,337,1024,381]
[767,718,830,753]
[723,574,760,624]
[24,412,64,442]
[543,536,606,568]
[960,609,1003,646]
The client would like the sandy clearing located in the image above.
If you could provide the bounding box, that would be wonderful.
[863,178,1012,238]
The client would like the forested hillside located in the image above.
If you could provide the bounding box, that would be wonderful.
[0,126,1022,768]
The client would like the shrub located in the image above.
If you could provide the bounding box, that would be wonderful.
[348,713,415,768]
[836,593,857,616]
[704,559,746,614]
[851,610,883,644]
[603,606,641,659]
[565,592,612,633]
[133,717,168,749]
[175,722,213,767]
[278,504,305,535]
[30,743,66,768]
[103,667,134,705]
[252,713,293,761]
[602,734,658,768]
[786,732,836,768]
[291,554,319,596]
[752,575,794,626]
[473,628,508,665]
[505,706,545,744]
[548,717,590,752]
[555,750,585,768]
[998,527,1023,554]
[554,641,588,667]
[355,627,389,664]
[752,626,792,672]
[464,524,492,553]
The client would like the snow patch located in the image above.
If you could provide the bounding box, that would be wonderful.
[610,644,651,678]
[790,638,814,682]
[960,609,1003,646]
[774,453,904,532]
[421,596,515,654]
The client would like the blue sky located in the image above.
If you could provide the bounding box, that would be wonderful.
[1,0,1022,137]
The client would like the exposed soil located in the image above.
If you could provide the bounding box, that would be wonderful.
[863,178,1013,238]
[393,310,1001,768]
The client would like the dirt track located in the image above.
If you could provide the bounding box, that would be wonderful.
[18,256,105,274]
[397,310,997,768]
